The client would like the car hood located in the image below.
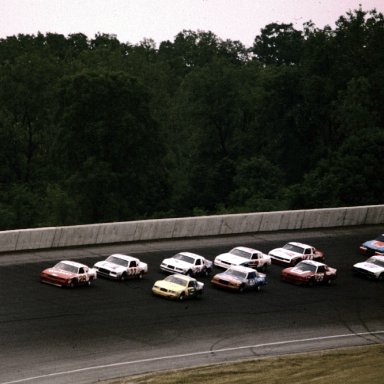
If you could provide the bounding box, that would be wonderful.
[42,268,77,279]
[154,280,183,292]
[283,267,312,277]
[215,272,243,284]
[270,248,299,260]
[216,253,249,265]
[94,261,126,273]
[354,261,384,273]
[162,258,192,270]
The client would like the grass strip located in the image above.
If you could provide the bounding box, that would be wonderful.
[100,344,384,384]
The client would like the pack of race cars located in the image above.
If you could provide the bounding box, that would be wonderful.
[40,234,384,300]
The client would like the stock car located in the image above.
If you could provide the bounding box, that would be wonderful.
[40,260,97,288]
[359,234,384,256]
[211,265,267,292]
[93,254,148,280]
[353,255,384,280]
[160,251,213,276]
[152,274,204,301]
[268,241,325,266]
[281,260,337,286]
[214,246,271,272]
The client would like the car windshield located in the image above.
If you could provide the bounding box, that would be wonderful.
[230,248,251,259]
[368,257,384,268]
[283,243,304,254]
[165,275,187,287]
[174,253,195,264]
[374,234,384,242]
[294,262,317,273]
[225,269,246,279]
[54,262,78,274]
[106,256,128,267]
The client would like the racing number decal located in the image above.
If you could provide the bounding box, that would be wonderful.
[128,267,138,276]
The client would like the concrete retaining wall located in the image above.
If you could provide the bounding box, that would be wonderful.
[0,205,383,253]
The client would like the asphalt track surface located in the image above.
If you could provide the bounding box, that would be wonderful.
[0,226,383,384]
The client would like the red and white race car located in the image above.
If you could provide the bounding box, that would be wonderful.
[40,260,97,288]
[268,241,325,266]
[281,260,337,286]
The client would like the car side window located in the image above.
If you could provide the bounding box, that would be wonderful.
[305,248,311,254]
[196,259,201,265]
[79,267,85,274]
[252,254,258,260]
[130,261,137,268]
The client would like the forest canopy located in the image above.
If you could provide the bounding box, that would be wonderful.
[0,7,383,230]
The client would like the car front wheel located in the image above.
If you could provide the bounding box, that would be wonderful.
[120,273,127,281]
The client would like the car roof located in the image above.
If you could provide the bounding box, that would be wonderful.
[177,251,201,258]
[287,241,312,248]
[60,260,87,268]
[170,273,196,282]
[297,260,325,267]
[231,246,259,253]
[227,265,256,273]
[109,253,138,261]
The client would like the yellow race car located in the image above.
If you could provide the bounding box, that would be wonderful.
[152,274,204,301]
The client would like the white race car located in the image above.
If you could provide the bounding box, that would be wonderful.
[214,246,271,272]
[353,255,384,280]
[93,254,148,280]
[160,252,213,276]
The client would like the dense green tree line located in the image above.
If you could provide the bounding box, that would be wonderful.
[0,7,383,229]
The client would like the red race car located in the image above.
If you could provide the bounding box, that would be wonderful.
[281,260,337,286]
[40,260,97,288]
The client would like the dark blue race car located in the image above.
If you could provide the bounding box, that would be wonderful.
[359,234,384,256]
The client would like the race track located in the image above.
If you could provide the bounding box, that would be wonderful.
[0,226,383,384]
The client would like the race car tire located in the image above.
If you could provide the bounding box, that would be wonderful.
[203,267,211,276]
[120,273,127,281]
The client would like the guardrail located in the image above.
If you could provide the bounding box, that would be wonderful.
[0,205,383,253]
